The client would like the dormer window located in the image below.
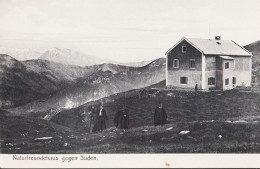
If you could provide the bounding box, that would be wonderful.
[182,46,187,53]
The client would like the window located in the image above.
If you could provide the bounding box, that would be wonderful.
[180,77,188,84]
[225,78,229,85]
[173,59,179,68]
[233,77,236,84]
[208,77,216,85]
[182,46,187,53]
[225,62,229,69]
[190,59,195,68]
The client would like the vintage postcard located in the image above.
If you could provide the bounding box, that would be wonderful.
[0,0,260,168]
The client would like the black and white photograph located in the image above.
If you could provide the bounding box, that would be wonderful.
[0,0,260,167]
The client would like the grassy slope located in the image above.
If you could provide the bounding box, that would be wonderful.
[2,86,260,153]
[51,86,260,132]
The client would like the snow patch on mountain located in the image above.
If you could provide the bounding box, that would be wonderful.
[39,48,107,67]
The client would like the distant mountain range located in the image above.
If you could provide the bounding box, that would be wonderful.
[0,54,116,108]
[39,47,110,67]
[0,47,42,61]
[0,47,154,67]
[9,58,166,114]
[0,46,165,110]
[119,60,153,67]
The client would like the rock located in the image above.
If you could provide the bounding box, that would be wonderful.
[233,120,247,123]
[43,114,51,120]
[179,130,190,135]
[6,143,14,146]
[63,142,68,147]
[167,93,173,97]
[34,137,53,141]
[166,127,173,130]
[218,135,222,139]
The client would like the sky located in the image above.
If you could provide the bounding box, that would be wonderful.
[0,0,260,62]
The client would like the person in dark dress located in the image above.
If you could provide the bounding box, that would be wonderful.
[195,82,198,92]
[154,101,167,126]
[92,103,108,132]
[114,105,130,129]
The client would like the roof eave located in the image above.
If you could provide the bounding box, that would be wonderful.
[231,40,253,56]
[204,53,252,57]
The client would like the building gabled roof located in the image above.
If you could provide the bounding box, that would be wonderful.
[166,37,252,56]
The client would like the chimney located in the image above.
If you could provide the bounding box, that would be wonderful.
[215,36,221,40]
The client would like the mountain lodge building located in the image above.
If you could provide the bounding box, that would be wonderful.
[165,37,252,90]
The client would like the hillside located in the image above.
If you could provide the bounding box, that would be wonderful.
[23,59,93,85]
[244,40,260,55]
[244,41,260,87]
[1,87,260,153]
[9,58,166,114]
[0,55,101,108]
[47,82,260,133]
[39,48,108,67]
[0,54,62,108]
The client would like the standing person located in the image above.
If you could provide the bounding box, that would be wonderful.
[114,105,130,129]
[195,82,198,92]
[81,106,96,133]
[92,103,108,132]
[154,101,167,126]
[89,106,96,133]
